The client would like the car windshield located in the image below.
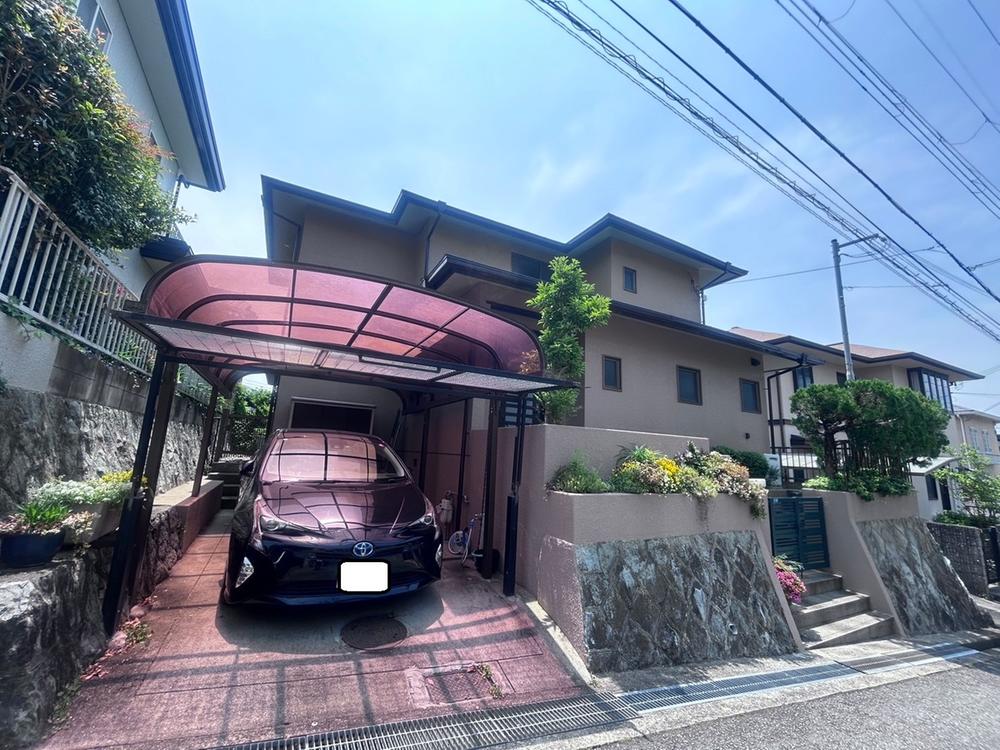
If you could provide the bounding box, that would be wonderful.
[259,432,406,483]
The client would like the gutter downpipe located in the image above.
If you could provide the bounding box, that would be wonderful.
[697,263,731,324]
[422,205,444,286]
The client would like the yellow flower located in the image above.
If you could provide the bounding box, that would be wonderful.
[656,457,680,475]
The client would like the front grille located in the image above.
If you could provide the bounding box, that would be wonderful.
[207,692,636,750]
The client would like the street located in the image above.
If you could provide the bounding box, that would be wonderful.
[604,656,1000,749]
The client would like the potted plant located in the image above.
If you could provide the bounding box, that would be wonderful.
[30,476,133,544]
[0,497,91,568]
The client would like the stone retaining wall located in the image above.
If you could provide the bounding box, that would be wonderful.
[570,531,797,672]
[0,387,204,515]
[0,548,112,749]
[858,517,991,634]
[927,522,990,598]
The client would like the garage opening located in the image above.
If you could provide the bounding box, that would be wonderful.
[288,398,374,432]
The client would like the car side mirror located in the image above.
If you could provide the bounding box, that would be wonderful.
[240,460,255,477]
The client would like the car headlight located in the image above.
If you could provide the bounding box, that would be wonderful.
[253,499,315,537]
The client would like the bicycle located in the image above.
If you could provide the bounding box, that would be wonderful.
[447,512,483,565]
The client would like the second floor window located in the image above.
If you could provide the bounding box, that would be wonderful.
[603,356,622,391]
[740,378,761,413]
[76,0,113,52]
[793,366,814,391]
[677,366,702,405]
[907,367,953,412]
[511,252,546,280]
[623,266,637,293]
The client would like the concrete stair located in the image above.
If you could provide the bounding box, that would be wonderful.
[206,460,242,509]
[793,570,895,649]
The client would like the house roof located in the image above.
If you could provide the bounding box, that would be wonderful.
[261,176,747,289]
[954,406,1000,424]
[731,327,982,381]
[118,0,224,191]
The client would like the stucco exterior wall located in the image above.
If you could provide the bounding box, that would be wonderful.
[427,221,552,281]
[297,209,421,282]
[584,316,769,451]
[609,239,701,320]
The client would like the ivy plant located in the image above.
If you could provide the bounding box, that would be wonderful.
[527,256,611,423]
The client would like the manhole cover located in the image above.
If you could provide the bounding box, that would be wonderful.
[341,615,408,650]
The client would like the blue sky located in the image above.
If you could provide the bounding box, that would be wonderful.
[179,0,1000,411]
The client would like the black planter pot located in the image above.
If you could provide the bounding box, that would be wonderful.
[1,530,66,568]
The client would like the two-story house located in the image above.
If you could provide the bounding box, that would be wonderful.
[732,327,995,517]
[261,177,808,466]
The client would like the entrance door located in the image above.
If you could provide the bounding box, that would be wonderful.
[769,496,830,569]
[289,399,374,433]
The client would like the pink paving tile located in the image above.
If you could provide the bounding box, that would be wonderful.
[39,523,587,750]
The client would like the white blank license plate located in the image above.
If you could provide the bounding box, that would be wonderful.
[339,561,389,593]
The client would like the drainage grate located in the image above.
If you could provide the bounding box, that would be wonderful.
[341,615,407,651]
[208,692,638,750]
[619,662,858,713]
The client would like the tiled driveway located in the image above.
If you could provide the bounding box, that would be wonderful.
[40,512,585,750]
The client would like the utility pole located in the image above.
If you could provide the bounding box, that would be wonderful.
[831,234,880,381]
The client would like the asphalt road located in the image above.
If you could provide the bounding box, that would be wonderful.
[609,657,1000,750]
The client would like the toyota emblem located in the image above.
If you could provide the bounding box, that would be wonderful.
[353,541,375,558]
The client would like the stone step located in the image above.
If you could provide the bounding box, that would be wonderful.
[792,590,871,629]
[800,611,895,650]
[801,570,843,597]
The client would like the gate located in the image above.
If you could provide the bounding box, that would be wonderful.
[769,495,830,570]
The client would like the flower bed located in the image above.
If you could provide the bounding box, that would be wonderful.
[549,442,767,518]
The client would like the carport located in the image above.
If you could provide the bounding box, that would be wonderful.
[102,256,571,635]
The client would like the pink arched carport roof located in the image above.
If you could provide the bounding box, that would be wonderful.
[119,257,567,396]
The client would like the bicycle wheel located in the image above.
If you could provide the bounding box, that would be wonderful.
[447,530,466,556]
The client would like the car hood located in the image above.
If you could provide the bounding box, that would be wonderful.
[259,480,428,535]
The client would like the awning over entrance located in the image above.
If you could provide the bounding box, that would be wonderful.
[120,257,567,396]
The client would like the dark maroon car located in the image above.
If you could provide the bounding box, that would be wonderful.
[222,429,441,606]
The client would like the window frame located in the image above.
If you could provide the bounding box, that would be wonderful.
[77,0,113,52]
[602,355,622,392]
[739,378,762,413]
[792,365,814,391]
[511,252,546,280]
[907,367,954,413]
[622,266,638,293]
[677,365,703,405]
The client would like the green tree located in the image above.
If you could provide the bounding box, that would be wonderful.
[933,444,1000,520]
[0,0,185,253]
[526,257,611,423]
[791,379,949,476]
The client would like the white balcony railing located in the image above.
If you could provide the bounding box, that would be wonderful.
[0,166,156,373]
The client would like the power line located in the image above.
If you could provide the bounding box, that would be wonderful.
[730,246,940,284]
[663,0,1000,306]
[911,0,1000,115]
[778,0,1000,219]
[966,0,1000,52]
[882,0,1000,134]
[523,0,1000,343]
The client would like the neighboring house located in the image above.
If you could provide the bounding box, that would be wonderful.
[0,0,223,511]
[73,0,225,293]
[732,326,990,517]
[261,177,808,456]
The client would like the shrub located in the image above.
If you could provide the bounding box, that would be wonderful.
[713,445,770,479]
[32,478,131,506]
[774,561,807,604]
[933,445,1000,520]
[548,452,609,493]
[933,510,998,529]
[526,257,611,423]
[0,496,91,535]
[0,0,186,252]
[680,443,767,517]
[802,471,912,502]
